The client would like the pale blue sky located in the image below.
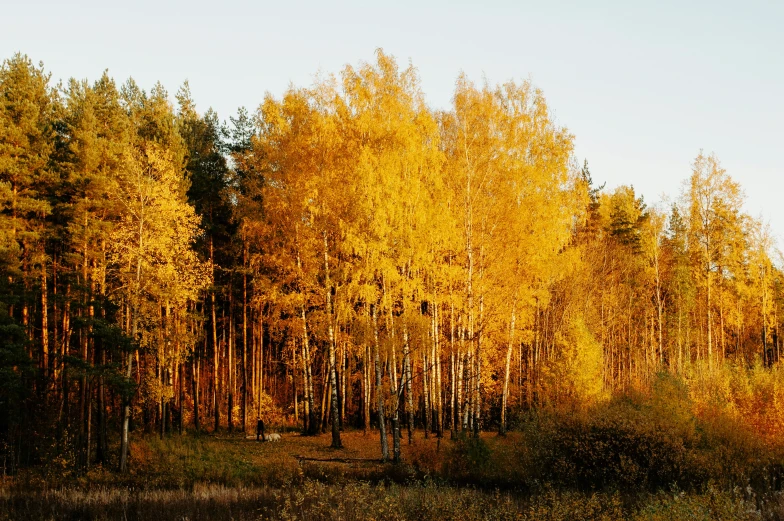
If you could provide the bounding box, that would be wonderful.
[4,0,783,243]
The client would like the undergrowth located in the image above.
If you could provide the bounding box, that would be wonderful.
[6,371,784,519]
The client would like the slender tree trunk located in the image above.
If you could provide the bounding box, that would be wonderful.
[402,324,414,444]
[79,242,88,468]
[86,378,93,466]
[257,306,268,417]
[61,286,71,431]
[119,349,133,473]
[341,342,347,427]
[97,343,107,463]
[160,308,167,439]
[97,252,108,463]
[450,300,456,437]
[706,238,713,369]
[364,345,371,434]
[464,159,477,437]
[654,248,664,366]
[119,300,136,473]
[228,285,234,433]
[41,261,49,383]
[435,301,443,437]
[423,349,430,439]
[473,256,483,438]
[296,228,317,435]
[390,342,401,461]
[52,255,59,383]
[193,337,201,431]
[301,336,310,433]
[462,352,471,430]
[323,232,342,448]
[321,370,329,433]
[501,304,516,435]
[301,305,317,435]
[211,238,220,433]
[212,291,220,433]
[372,304,388,462]
[426,300,436,438]
[529,307,536,407]
[457,316,465,433]
[243,239,248,433]
[178,360,184,435]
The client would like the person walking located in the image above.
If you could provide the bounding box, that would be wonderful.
[256,417,265,441]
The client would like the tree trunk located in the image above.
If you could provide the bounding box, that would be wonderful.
[500,304,515,435]
[423,350,430,439]
[301,305,317,435]
[296,228,317,435]
[119,351,133,472]
[473,264,483,438]
[341,343,347,428]
[212,291,220,432]
[373,304,388,462]
[450,300,456,437]
[193,338,201,431]
[257,307,264,418]
[292,335,298,426]
[364,345,371,434]
[228,285,234,433]
[178,361,185,435]
[97,254,108,463]
[435,301,443,437]
[52,255,59,383]
[706,238,713,369]
[323,232,342,448]
[119,301,136,473]
[243,239,249,433]
[403,324,414,444]
[320,365,329,433]
[40,261,49,382]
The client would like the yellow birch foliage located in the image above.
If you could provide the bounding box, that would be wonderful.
[551,315,606,406]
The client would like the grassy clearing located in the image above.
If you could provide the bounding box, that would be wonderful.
[7,389,784,520]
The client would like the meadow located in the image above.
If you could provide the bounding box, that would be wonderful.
[5,381,784,521]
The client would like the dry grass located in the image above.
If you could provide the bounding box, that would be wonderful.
[1,477,777,521]
[2,418,783,520]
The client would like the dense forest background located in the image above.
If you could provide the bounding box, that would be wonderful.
[2,49,783,473]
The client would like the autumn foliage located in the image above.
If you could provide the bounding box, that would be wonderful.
[1,49,784,490]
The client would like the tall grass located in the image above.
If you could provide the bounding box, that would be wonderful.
[1,479,776,520]
[6,367,784,519]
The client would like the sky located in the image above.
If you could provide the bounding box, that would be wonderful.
[4,0,783,243]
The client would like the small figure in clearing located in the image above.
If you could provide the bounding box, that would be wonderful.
[256,417,265,441]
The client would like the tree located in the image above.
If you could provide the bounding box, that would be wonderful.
[685,152,743,367]
[111,82,209,470]
[0,54,57,378]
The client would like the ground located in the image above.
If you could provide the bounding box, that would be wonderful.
[0,428,778,520]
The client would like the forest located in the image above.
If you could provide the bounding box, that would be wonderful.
[3,49,784,520]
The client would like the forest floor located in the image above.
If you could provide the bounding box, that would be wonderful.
[2,426,784,520]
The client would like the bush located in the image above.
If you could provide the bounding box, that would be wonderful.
[633,487,761,521]
[442,432,492,484]
[522,372,784,493]
[529,404,697,491]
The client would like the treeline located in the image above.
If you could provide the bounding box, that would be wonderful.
[1,50,781,471]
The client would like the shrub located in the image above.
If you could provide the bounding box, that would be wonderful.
[633,487,761,521]
[442,432,492,484]
[522,371,784,493]
[528,400,698,491]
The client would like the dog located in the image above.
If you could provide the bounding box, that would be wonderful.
[263,433,281,442]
